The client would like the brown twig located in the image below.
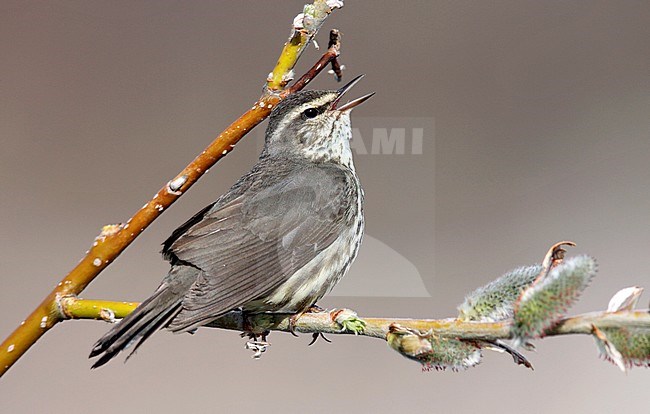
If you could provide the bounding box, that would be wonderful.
[328,29,344,81]
[286,29,342,93]
[0,1,344,378]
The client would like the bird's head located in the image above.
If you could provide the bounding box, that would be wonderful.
[263,75,373,167]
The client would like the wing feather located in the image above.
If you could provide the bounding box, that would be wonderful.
[164,159,356,332]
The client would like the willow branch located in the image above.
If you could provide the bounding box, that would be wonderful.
[56,297,650,340]
[0,0,343,378]
[266,0,341,91]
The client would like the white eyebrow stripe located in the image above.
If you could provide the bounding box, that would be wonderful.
[269,94,336,142]
[294,94,335,113]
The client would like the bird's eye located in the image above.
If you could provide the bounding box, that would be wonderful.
[302,107,319,119]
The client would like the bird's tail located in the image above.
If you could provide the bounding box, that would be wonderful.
[89,267,195,368]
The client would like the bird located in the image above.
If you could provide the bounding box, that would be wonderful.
[89,75,373,368]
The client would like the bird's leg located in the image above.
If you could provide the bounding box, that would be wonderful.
[240,311,257,340]
[306,304,326,313]
[289,303,326,335]
[291,304,332,344]
[239,312,270,342]
[239,312,272,359]
[306,305,333,344]
[288,314,302,337]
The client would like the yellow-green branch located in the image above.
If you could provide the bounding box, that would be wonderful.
[56,297,650,340]
[0,0,343,378]
[267,0,341,91]
[52,297,650,371]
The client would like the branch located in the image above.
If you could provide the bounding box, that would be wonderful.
[55,241,650,372]
[266,0,342,91]
[55,297,650,370]
[57,297,650,339]
[0,0,343,378]
[11,227,650,373]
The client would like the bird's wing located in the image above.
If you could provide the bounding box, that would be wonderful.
[164,161,356,332]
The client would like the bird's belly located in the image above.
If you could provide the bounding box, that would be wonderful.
[245,219,363,313]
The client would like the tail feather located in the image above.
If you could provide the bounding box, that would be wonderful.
[123,303,181,362]
[89,284,182,368]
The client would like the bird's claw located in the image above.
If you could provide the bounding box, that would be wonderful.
[288,314,301,337]
[308,332,332,346]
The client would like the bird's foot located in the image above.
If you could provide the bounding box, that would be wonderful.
[288,304,327,337]
[240,311,272,345]
[241,319,271,360]
[288,314,301,337]
[241,330,270,342]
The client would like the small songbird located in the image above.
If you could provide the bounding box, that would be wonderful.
[89,75,373,368]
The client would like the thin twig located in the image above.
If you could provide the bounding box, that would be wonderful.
[0,0,343,378]
[56,297,650,341]
[286,29,342,93]
[328,29,344,81]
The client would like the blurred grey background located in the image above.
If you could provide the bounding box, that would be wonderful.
[1,1,649,412]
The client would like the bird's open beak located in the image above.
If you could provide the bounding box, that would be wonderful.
[330,74,375,111]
